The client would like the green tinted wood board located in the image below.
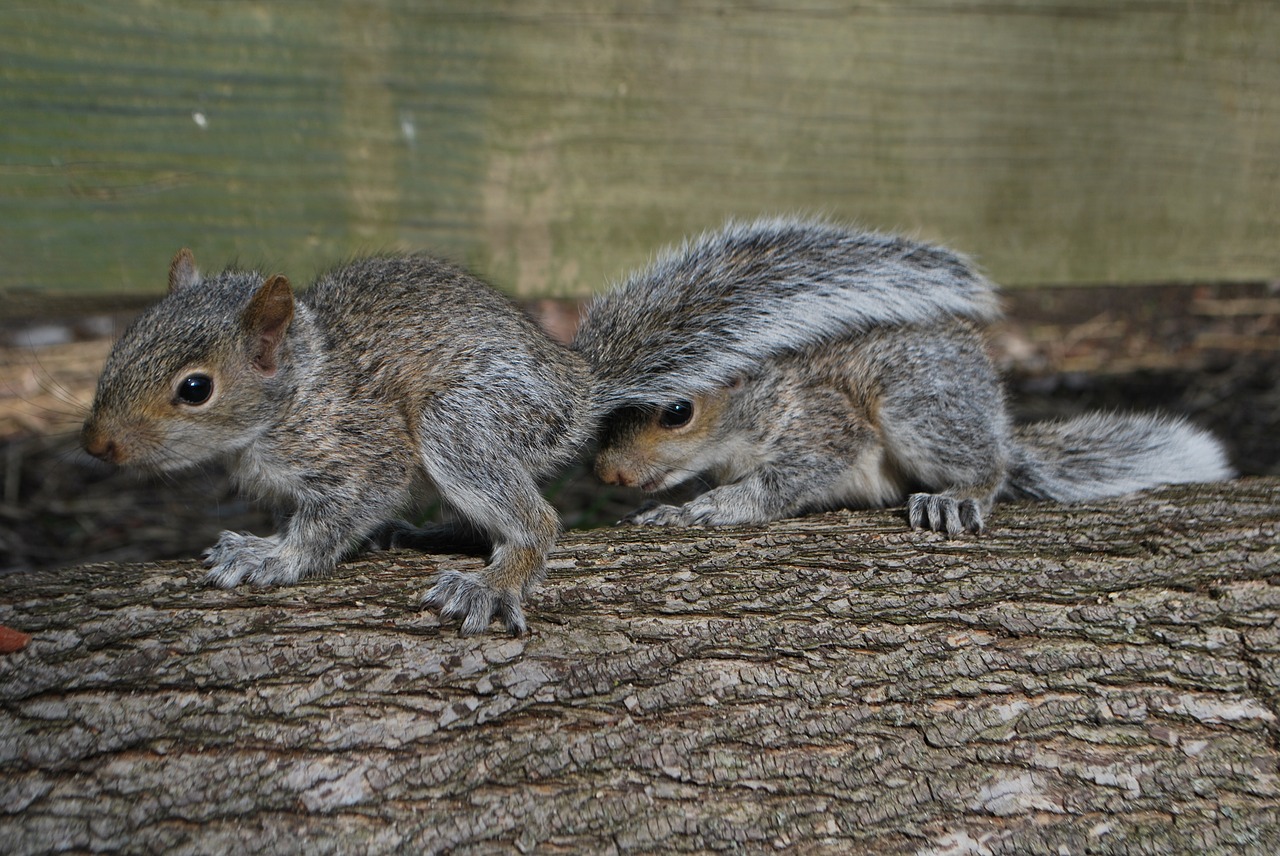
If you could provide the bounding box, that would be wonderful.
[1,1,1277,297]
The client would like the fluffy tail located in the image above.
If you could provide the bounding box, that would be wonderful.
[1004,412,1233,502]
[572,216,1001,409]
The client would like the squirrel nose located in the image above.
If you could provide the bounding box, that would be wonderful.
[595,462,624,487]
[82,427,122,463]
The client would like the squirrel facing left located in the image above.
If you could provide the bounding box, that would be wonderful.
[85,228,996,633]
[584,221,1233,532]
[591,325,1233,533]
[83,251,594,635]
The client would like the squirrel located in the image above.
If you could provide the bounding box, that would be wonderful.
[585,228,1233,532]
[83,251,594,635]
[84,220,1000,633]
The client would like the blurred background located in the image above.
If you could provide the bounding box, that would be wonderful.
[2,1,1277,572]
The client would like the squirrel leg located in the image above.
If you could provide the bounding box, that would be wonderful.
[890,421,1006,537]
[624,440,892,526]
[204,495,401,588]
[865,328,1009,538]
[418,463,558,636]
[884,410,1006,537]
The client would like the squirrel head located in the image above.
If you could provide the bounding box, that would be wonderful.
[594,381,745,493]
[82,248,297,471]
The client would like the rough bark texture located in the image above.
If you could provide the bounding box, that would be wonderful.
[2,479,1278,855]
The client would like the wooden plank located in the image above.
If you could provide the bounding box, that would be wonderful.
[1,1,1277,297]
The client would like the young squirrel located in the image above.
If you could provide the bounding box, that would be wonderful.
[85,221,998,633]
[587,251,1232,532]
[83,251,594,635]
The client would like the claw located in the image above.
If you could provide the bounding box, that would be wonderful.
[908,493,985,537]
[423,570,527,636]
[622,502,688,526]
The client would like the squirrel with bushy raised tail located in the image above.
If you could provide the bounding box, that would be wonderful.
[84,220,998,633]
[583,221,1233,532]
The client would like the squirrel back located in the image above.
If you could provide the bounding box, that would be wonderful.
[572,217,1001,410]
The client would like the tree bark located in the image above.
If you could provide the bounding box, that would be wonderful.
[2,479,1278,855]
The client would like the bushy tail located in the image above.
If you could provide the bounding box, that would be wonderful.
[572,216,1001,410]
[1004,412,1233,502]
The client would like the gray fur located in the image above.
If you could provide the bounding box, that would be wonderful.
[573,217,1002,409]
[84,253,594,635]
[1006,412,1233,502]
[596,322,1232,535]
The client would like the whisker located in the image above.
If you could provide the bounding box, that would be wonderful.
[24,352,94,412]
[6,331,102,405]
[0,390,86,423]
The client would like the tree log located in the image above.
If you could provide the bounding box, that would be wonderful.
[2,479,1278,854]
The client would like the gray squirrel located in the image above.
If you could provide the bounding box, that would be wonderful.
[83,220,997,634]
[84,252,594,635]
[586,221,1233,532]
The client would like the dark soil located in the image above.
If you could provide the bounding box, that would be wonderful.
[2,282,1276,574]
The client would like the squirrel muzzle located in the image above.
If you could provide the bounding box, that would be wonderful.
[81,416,148,466]
[81,422,124,464]
[594,459,632,488]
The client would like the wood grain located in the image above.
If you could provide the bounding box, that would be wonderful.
[1,1,1277,298]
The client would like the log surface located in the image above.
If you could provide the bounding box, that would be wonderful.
[2,479,1279,854]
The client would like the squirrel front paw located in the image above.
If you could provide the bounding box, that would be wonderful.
[422,570,527,636]
[203,531,301,587]
[621,501,697,527]
[621,494,770,527]
[907,493,985,537]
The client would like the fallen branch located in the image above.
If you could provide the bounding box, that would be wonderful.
[2,479,1278,854]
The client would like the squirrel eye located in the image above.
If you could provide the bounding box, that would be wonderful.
[176,374,214,405]
[658,400,694,429]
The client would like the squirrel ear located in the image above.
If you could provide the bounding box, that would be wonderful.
[242,274,295,376]
[168,248,200,293]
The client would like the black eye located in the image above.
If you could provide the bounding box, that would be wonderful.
[658,400,694,429]
[177,374,214,405]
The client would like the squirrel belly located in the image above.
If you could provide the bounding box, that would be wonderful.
[83,250,594,635]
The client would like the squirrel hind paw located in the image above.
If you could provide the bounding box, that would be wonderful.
[422,570,528,636]
[907,493,985,537]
